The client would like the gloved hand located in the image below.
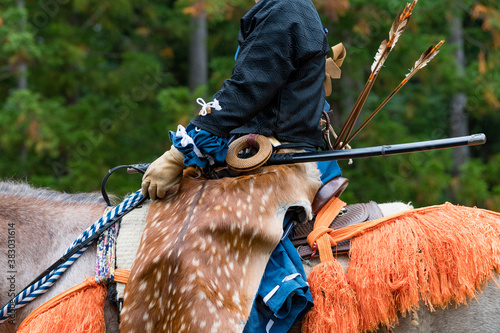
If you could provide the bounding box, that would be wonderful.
[141,145,185,200]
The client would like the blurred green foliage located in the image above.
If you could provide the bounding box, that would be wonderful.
[1,0,499,210]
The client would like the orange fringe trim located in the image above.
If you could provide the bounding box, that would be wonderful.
[17,277,106,333]
[303,198,360,332]
[304,202,500,333]
[302,260,360,333]
[349,203,500,331]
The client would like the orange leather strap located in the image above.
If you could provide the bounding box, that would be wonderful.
[114,268,130,284]
[307,197,346,262]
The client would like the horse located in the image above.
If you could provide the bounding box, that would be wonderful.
[0,176,499,333]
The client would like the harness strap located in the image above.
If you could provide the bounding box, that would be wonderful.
[307,197,346,262]
[114,269,130,284]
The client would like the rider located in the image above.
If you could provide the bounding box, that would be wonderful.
[142,0,342,331]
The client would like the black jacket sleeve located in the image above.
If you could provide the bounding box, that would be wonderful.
[191,0,327,139]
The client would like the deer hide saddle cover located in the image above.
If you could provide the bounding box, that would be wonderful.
[120,165,321,332]
[293,201,384,257]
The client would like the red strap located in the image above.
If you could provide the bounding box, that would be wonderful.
[247,134,259,148]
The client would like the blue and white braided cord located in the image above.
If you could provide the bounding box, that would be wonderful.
[0,189,144,324]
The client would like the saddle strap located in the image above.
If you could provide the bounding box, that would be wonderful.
[293,201,383,257]
[308,198,347,262]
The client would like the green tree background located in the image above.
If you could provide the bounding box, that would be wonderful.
[1,0,499,209]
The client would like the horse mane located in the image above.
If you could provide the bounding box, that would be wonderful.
[0,181,112,206]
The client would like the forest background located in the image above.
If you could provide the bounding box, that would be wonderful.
[1,0,499,209]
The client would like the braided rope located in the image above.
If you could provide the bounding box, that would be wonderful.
[0,189,145,324]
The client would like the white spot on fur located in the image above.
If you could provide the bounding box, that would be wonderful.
[232,291,240,306]
[212,320,221,333]
[208,301,216,313]
[199,238,207,251]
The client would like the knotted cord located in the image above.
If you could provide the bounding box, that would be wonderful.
[196,98,221,116]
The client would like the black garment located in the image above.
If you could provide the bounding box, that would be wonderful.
[191,0,329,148]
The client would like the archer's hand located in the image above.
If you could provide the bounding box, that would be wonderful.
[141,146,185,200]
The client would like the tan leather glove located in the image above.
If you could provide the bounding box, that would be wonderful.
[141,145,185,200]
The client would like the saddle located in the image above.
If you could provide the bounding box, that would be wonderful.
[293,177,384,257]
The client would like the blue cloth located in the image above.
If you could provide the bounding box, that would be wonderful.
[317,159,342,183]
[243,160,341,332]
[243,231,313,333]
[169,123,229,168]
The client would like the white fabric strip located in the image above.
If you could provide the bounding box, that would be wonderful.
[266,319,274,333]
[175,124,204,158]
[263,285,280,304]
[282,273,301,283]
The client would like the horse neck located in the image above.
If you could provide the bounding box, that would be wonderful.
[0,184,107,242]
[0,183,107,301]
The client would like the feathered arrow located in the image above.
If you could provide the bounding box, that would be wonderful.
[333,0,418,150]
[342,40,445,148]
